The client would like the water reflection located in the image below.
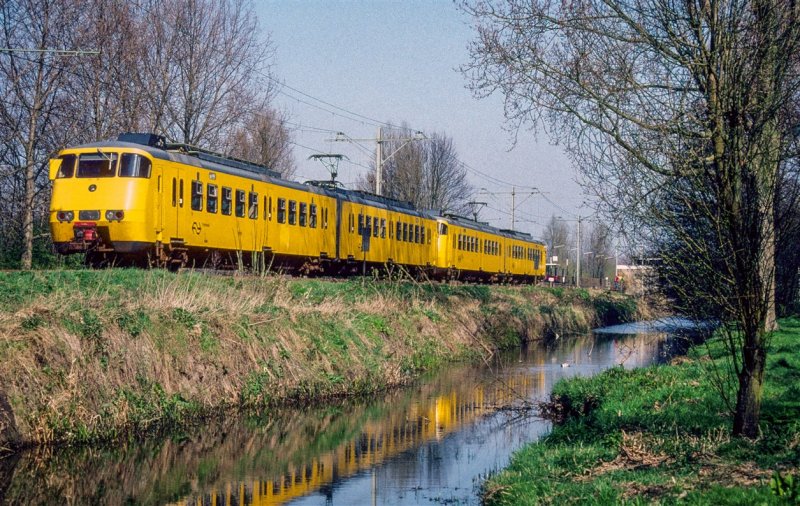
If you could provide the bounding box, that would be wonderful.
[0,331,679,505]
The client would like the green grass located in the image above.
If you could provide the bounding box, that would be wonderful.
[0,269,641,448]
[483,317,800,505]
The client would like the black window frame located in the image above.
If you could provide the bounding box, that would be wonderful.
[248,191,258,219]
[235,189,246,217]
[221,187,232,215]
[277,198,286,223]
[288,200,297,225]
[299,202,307,227]
[309,203,317,228]
[207,183,218,214]
[191,180,203,211]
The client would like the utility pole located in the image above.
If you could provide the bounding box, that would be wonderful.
[479,187,545,231]
[576,216,583,288]
[511,186,516,230]
[376,127,383,195]
[328,130,426,196]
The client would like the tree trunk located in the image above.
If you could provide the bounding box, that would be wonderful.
[20,160,34,270]
[732,341,766,438]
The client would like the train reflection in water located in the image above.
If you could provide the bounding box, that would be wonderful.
[1,331,679,505]
[172,369,542,506]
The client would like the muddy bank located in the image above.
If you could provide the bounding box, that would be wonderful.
[0,270,643,450]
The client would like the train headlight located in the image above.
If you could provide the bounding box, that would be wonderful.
[56,211,74,222]
[105,210,124,222]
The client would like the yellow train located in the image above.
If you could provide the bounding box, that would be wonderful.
[49,133,545,281]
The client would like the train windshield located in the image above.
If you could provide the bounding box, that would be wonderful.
[77,152,117,178]
[56,154,76,178]
[119,153,152,178]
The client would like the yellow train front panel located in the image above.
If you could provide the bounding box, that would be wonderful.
[49,145,161,254]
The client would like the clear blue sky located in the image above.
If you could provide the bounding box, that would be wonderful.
[256,0,587,238]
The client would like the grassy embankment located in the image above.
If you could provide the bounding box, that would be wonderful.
[483,317,800,505]
[0,269,640,451]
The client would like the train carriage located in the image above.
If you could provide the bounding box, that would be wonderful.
[49,133,547,282]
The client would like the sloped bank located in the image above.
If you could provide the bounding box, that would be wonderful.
[0,270,641,451]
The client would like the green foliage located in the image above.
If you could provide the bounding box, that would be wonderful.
[593,294,638,325]
[484,317,800,505]
[117,309,151,337]
[770,471,799,501]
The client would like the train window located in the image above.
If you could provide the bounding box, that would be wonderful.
[396,221,401,240]
[263,196,267,221]
[413,225,418,243]
[179,179,184,207]
[77,152,117,178]
[357,214,364,234]
[207,184,218,213]
[420,226,425,244]
[402,223,408,242]
[222,187,232,215]
[309,204,317,228]
[438,223,448,235]
[324,208,328,228]
[171,178,177,207]
[191,180,203,211]
[248,192,258,219]
[457,234,462,250]
[288,200,297,225]
[299,202,307,227]
[57,154,76,178]
[268,197,273,220]
[380,219,386,238]
[235,190,246,217]
[119,154,151,178]
[373,217,379,237]
[277,198,286,223]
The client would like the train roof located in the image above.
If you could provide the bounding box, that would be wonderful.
[440,214,545,245]
[64,137,284,183]
[61,134,545,244]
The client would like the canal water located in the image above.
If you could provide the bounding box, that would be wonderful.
[0,324,687,505]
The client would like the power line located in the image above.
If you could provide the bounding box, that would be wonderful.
[263,73,390,128]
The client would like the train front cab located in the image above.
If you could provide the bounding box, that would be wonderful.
[49,146,157,259]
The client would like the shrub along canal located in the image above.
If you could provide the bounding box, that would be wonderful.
[0,324,683,505]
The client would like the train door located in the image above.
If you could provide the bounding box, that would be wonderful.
[164,166,184,241]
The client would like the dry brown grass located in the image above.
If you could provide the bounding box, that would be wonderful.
[0,272,634,448]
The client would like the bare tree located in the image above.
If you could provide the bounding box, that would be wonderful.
[225,106,296,179]
[360,126,472,214]
[68,0,146,140]
[140,0,274,148]
[0,0,82,269]
[0,0,285,268]
[462,0,800,436]
[542,215,570,278]
[586,222,613,280]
